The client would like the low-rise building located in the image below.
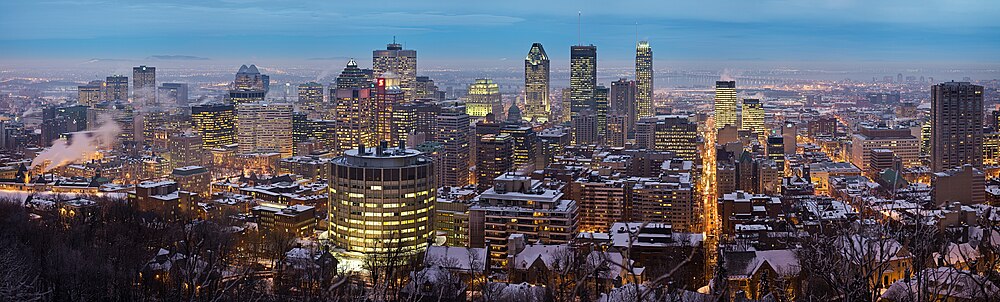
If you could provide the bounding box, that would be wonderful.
[252,204,317,237]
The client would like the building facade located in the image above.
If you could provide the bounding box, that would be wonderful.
[328,146,435,254]
[931,81,984,172]
[524,43,550,123]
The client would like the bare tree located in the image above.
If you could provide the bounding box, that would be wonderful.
[362,233,423,302]
[0,240,48,302]
[797,219,908,302]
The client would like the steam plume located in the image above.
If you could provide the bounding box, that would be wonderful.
[31,114,121,172]
[720,68,739,81]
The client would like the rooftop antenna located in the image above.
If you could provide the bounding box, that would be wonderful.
[577,11,582,46]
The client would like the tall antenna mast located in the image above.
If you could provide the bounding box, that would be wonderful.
[577,11,582,46]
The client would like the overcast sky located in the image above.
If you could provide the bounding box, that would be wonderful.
[1,0,998,68]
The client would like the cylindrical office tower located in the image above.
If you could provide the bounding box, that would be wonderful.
[329,143,435,254]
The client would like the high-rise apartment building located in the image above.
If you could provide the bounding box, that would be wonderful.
[236,102,293,157]
[572,110,599,145]
[328,145,435,254]
[611,79,637,120]
[476,134,513,192]
[570,174,626,232]
[465,79,502,119]
[605,115,628,148]
[635,115,700,161]
[373,43,417,100]
[714,81,737,130]
[931,81,984,172]
[635,41,653,119]
[469,174,578,269]
[437,102,471,187]
[191,103,236,150]
[631,174,696,232]
[524,43,550,123]
[167,133,204,170]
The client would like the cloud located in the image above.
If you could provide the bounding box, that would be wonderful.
[354,12,524,27]
[147,55,210,60]
[307,56,351,61]
[82,58,131,63]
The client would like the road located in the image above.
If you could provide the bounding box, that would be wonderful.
[701,116,720,283]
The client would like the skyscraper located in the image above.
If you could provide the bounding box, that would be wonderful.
[611,79,637,138]
[741,98,765,142]
[499,124,538,168]
[158,83,188,107]
[78,80,104,107]
[328,144,435,254]
[524,43,550,123]
[610,79,637,117]
[373,43,417,100]
[465,79,502,119]
[570,45,597,118]
[595,85,609,141]
[297,82,325,119]
[476,133,513,192]
[437,102,471,187]
[229,65,267,105]
[105,75,129,102]
[392,99,441,145]
[414,76,444,101]
[931,81,984,171]
[133,65,156,106]
[234,64,268,91]
[335,59,371,91]
[374,76,404,142]
[766,135,786,178]
[333,87,376,153]
[236,102,293,157]
[191,103,236,150]
[635,41,653,119]
[715,81,737,130]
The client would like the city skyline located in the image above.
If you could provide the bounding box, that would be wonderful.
[2,2,1000,301]
[2,0,999,67]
